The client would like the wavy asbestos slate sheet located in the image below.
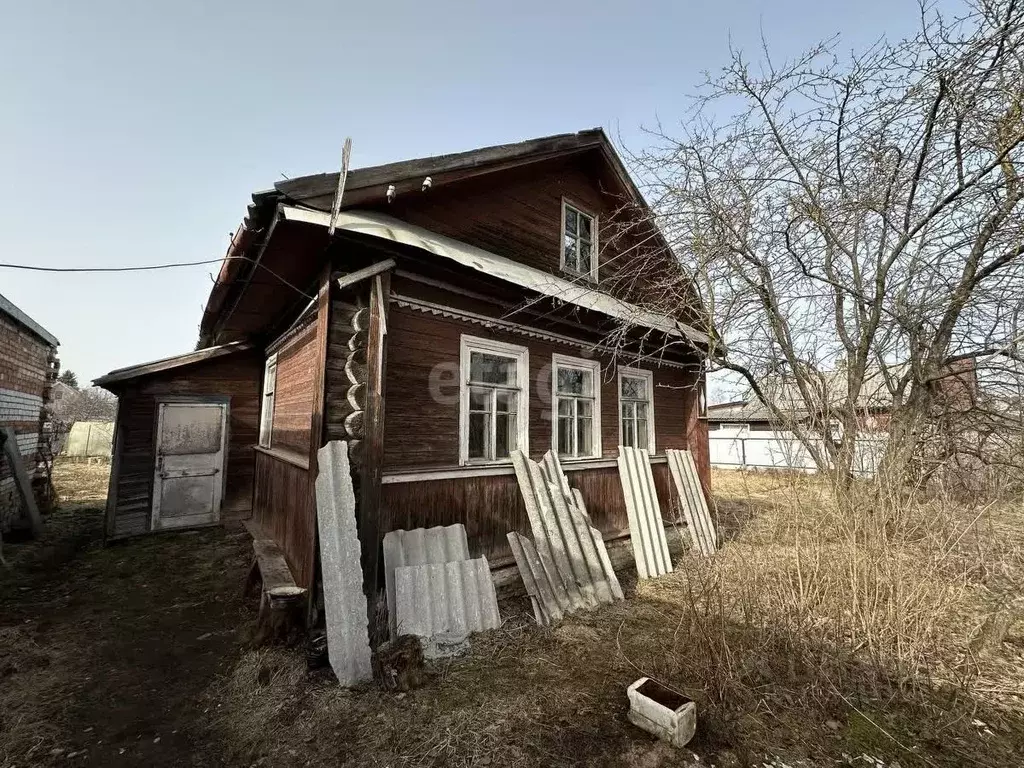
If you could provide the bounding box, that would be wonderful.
[508,450,623,625]
[382,524,471,638]
[393,556,501,658]
[314,441,372,686]
[666,449,718,557]
[617,446,673,579]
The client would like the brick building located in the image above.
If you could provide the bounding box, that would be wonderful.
[0,291,59,532]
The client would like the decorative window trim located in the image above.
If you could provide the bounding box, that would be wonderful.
[560,197,599,283]
[617,366,655,452]
[258,354,278,448]
[458,335,530,466]
[551,353,602,459]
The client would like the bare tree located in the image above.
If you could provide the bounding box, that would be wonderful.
[49,386,117,436]
[621,0,1024,488]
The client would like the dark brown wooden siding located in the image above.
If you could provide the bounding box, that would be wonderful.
[363,154,680,308]
[105,349,262,538]
[252,450,315,588]
[382,303,702,471]
[381,462,676,562]
[271,323,316,454]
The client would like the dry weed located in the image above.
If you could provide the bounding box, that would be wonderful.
[204,469,1024,767]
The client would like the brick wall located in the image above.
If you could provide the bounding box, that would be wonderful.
[0,312,56,531]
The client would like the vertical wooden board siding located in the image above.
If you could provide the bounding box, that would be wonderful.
[380,463,673,561]
[106,349,262,537]
[383,302,703,471]
[271,323,317,454]
[253,450,315,587]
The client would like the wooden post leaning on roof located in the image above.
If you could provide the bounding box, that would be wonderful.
[1,426,43,539]
[359,269,391,637]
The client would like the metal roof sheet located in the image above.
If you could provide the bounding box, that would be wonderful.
[281,206,711,348]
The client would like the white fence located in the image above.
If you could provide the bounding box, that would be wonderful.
[709,430,886,476]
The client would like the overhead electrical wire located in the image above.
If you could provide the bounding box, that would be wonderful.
[0,255,313,298]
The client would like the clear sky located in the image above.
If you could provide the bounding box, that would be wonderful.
[0,0,946,385]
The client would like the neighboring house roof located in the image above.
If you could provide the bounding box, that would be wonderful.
[199,128,706,349]
[706,367,906,423]
[281,206,711,348]
[0,291,59,348]
[94,341,253,388]
[706,400,808,423]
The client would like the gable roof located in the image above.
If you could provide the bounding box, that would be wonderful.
[0,291,59,348]
[199,129,691,348]
[272,128,645,214]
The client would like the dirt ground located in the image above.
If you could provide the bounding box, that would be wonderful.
[0,461,254,768]
[2,462,1023,768]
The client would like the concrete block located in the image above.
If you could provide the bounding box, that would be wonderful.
[627,677,696,748]
[315,441,372,686]
[394,556,500,658]
[383,523,470,638]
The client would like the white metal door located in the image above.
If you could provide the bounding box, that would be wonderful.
[152,402,227,530]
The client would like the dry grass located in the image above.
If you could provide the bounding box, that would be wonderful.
[206,468,1024,767]
[50,459,110,507]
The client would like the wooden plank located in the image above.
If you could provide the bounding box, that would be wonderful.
[104,405,125,540]
[334,259,397,291]
[253,538,306,598]
[306,264,333,618]
[359,268,392,608]
[1,427,43,537]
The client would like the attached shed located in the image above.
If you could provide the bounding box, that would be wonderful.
[95,342,262,539]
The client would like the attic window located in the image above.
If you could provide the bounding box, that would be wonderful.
[561,200,598,282]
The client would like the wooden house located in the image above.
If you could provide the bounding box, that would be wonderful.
[0,291,60,532]
[96,129,712,601]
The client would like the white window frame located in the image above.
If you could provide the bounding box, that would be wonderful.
[560,198,599,283]
[459,335,530,465]
[551,353,602,460]
[258,354,278,448]
[617,366,655,452]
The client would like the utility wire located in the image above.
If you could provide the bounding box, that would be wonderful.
[0,255,313,298]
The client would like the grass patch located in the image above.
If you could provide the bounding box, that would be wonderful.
[206,469,1024,767]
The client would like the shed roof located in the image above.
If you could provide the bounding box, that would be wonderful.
[0,291,59,348]
[281,206,711,348]
[94,341,253,388]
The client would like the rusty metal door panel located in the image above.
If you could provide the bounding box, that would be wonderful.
[152,402,227,531]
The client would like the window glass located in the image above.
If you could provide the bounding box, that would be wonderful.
[554,359,599,458]
[462,339,526,462]
[620,371,654,450]
[562,202,596,278]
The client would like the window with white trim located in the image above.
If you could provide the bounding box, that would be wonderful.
[258,354,278,448]
[552,354,601,459]
[561,200,598,281]
[618,367,654,451]
[459,336,529,463]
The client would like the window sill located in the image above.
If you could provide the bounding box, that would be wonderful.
[560,269,598,284]
[254,445,310,471]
